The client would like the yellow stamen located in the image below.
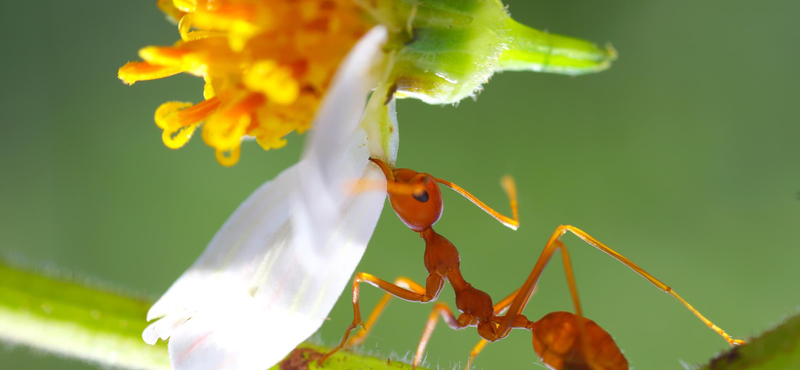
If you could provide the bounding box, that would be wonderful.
[155,98,220,130]
[203,93,263,150]
[157,0,185,22]
[179,14,224,41]
[243,61,299,105]
[118,62,185,85]
[215,146,241,167]
[171,0,196,13]
[162,124,199,149]
[119,0,371,165]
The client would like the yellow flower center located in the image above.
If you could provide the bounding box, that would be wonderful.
[119,0,372,166]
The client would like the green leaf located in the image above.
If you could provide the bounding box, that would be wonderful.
[699,314,800,370]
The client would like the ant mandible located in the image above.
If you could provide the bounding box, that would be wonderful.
[319,158,745,370]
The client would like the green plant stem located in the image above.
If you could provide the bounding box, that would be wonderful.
[4,259,798,370]
[0,261,170,369]
[0,261,429,370]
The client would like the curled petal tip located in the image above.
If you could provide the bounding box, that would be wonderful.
[142,322,160,345]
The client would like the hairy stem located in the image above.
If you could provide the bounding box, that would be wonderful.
[0,261,169,369]
[0,260,429,370]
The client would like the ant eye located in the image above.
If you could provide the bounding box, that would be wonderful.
[413,189,429,203]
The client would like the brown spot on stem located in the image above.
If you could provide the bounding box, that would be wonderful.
[708,345,741,369]
[280,348,324,370]
[384,82,398,105]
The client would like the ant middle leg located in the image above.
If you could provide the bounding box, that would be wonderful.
[319,272,445,363]
[464,288,525,370]
[412,303,472,368]
[351,283,525,368]
[465,319,531,370]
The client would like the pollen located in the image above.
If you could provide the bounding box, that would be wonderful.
[119,0,372,166]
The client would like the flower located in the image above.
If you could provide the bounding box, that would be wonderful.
[120,0,616,166]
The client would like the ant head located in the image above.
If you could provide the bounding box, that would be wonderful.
[388,168,443,232]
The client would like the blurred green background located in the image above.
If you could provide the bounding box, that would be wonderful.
[1,0,798,369]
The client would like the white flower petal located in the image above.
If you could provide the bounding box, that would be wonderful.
[144,26,396,370]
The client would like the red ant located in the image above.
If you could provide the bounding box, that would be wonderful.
[320,158,745,370]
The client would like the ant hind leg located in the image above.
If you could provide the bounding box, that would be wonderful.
[559,225,745,346]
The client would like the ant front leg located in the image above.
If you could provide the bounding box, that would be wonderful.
[319,272,445,364]
[348,277,426,347]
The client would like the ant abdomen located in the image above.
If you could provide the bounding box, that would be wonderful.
[531,311,628,370]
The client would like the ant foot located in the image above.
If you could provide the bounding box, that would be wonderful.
[315,356,328,367]
[729,338,747,346]
[347,330,367,347]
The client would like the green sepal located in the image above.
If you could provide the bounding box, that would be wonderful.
[368,0,616,104]
[372,0,507,104]
[498,17,617,76]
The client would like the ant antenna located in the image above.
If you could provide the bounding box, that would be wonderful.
[434,176,519,230]
[348,177,425,196]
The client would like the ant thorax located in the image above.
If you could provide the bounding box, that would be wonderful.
[420,229,460,276]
